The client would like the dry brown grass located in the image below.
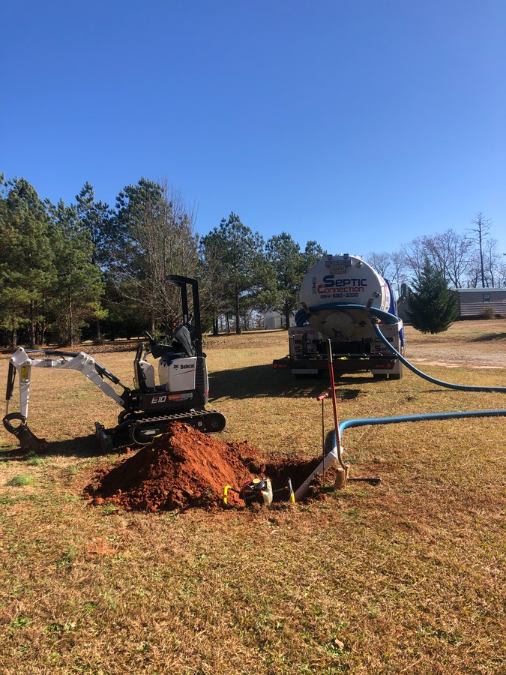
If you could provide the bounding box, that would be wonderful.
[1,321,505,673]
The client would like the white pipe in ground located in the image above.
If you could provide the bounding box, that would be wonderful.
[294,445,342,500]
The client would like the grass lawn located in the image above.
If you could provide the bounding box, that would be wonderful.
[0,321,505,673]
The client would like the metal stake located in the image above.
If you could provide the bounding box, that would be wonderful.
[316,390,329,486]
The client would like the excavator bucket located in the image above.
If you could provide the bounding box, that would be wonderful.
[3,413,48,453]
[95,422,114,453]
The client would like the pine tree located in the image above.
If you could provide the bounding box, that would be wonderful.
[75,182,112,338]
[200,214,265,334]
[0,178,55,346]
[75,182,113,268]
[408,260,458,333]
[48,201,105,345]
[265,233,305,329]
[263,236,326,329]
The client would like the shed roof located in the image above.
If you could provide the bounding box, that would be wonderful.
[454,288,505,293]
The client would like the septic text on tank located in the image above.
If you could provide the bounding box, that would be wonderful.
[322,276,368,288]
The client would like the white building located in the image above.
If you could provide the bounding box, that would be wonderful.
[397,287,506,322]
[262,310,295,330]
[456,288,506,318]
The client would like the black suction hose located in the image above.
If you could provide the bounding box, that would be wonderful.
[307,301,506,393]
[372,319,506,394]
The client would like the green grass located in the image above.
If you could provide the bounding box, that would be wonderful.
[7,474,34,487]
[101,503,119,515]
[10,616,30,630]
[27,454,45,467]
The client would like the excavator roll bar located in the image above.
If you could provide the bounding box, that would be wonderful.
[166,275,203,358]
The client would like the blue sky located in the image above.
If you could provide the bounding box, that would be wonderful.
[2,1,505,256]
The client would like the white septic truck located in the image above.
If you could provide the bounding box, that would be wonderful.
[273,253,404,379]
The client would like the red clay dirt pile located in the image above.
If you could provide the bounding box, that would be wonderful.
[86,422,267,511]
[86,422,323,512]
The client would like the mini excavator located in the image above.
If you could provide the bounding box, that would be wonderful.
[3,275,226,453]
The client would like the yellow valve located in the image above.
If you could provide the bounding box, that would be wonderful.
[287,478,296,504]
[223,485,231,506]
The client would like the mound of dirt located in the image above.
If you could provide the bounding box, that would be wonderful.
[86,423,326,512]
[86,423,267,511]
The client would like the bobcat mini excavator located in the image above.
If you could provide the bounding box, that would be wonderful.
[3,275,226,453]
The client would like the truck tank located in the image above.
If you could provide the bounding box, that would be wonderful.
[299,254,391,340]
[273,253,404,379]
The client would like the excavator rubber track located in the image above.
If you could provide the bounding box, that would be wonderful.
[96,408,226,451]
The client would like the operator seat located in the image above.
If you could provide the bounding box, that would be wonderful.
[172,325,195,357]
[149,326,195,363]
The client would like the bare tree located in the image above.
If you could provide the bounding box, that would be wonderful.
[389,250,407,295]
[368,252,391,278]
[421,229,473,288]
[369,217,499,291]
[470,212,490,288]
[402,237,430,280]
[443,230,474,288]
[483,238,502,287]
[115,179,198,332]
[498,258,506,288]
[466,250,482,288]
[402,230,473,288]
[366,251,407,296]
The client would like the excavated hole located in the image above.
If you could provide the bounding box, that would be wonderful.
[263,457,334,501]
[85,423,331,511]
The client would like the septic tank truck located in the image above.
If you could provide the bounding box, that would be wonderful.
[273,253,404,379]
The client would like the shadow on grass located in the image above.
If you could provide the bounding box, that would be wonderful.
[471,332,506,342]
[1,364,452,461]
[209,364,456,401]
[209,363,379,401]
[0,434,110,462]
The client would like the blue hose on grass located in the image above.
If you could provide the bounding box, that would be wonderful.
[295,407,506,499]
[293,302,506,496]
[336,408,506,447]
[309,300,506,447]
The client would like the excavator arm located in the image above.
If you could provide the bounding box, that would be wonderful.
[3,347,129,452]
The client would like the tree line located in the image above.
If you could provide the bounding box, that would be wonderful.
[1,173,503,346]
[367,216,505,296]
[0,175,324,346]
